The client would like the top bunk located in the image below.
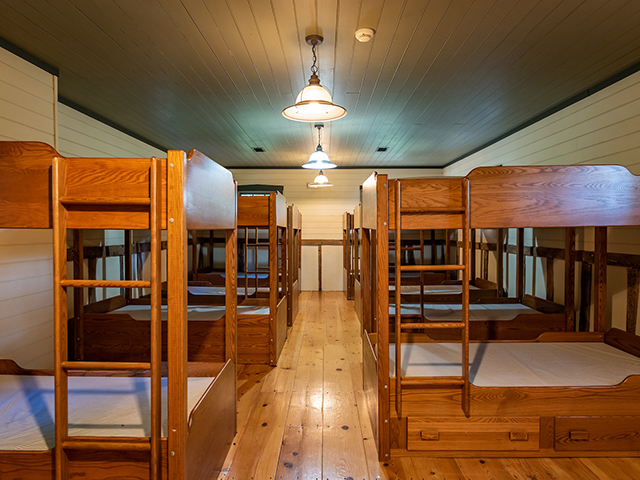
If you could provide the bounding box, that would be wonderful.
[362,165,640,230]
[289,204,301,230]
[237,192,287,228]
[0,141,236,230]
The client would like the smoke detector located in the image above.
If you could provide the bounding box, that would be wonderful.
[355,28,375,43]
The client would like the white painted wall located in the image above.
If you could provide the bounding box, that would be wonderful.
[445,70,640,333]
[0,47,56,368]
[231,168,443,291]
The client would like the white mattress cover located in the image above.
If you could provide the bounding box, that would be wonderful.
[111,304,269,321]
[188,286,256,296]
[0,375,213,450]
[389,342,640,387]
[389,285,480,294]
[389,303,539,321]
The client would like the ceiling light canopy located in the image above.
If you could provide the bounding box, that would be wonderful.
[302,123,336,169]
[283,35,347,122]
[308,170,333,188]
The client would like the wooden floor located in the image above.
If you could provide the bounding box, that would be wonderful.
[218,291,640,480]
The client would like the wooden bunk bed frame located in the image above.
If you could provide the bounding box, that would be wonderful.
[354,203,364,326]
[362,165,640,460]
[287,205,302,327]
[0,141,237,480]
[80,194,287,366]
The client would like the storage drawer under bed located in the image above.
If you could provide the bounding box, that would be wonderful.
[555,416,640,452]
[407,417,540,452]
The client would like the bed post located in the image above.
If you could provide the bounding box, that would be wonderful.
[565,227,576,332]
[191,230,198,281]
[124,230,133,300]
[225,186,238,433]
[496,228,504,296]
[167,150,188,480]
[53,156,70,480]
[376,174,390,461]
[269,193,277,365]
[594,227,607,333]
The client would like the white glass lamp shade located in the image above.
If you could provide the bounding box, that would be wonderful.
[302,146,337,169]
[283,77,347,122]
[308,170,333,188]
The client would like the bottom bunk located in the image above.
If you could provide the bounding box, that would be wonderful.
[0,359,235,479]
[76,295,288,365]
[389,294,566,340]
[364,329,640,458]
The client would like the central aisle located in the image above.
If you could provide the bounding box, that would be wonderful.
[218,291,382,480]
[218,292,640,480]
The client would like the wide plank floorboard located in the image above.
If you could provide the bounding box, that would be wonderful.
[219,291,640,480]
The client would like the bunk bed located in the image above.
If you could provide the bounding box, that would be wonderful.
[287,205,302,326]
[354,203,364,325]
[78,193,288,366]
[0,141,237,479]
[362,165,640,460]
[343,211,355,300]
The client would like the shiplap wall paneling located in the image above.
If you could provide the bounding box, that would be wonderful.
[445,70,640,334]
[0,47,56,368]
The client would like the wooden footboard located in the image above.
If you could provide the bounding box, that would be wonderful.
[275,296,288,361]
[362,331,378,452]
[187,360,236,478]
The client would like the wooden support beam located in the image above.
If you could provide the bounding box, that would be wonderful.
[565,227,576,332]
[579,262,592,332]
[318,245,322,292]
[124,230,132,300]
[594,227,607,333]
[482,249,489,281]
[627,268,640,334]
[516,228,525,300]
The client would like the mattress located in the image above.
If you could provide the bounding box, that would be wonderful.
[111,304,270,321]
[389,342,640,387]
[389,285,480,294]
[0,375,213,450]
[188,286,257,296]
[389,303,540,321]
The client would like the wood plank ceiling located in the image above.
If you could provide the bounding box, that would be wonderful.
[1,0,640,168]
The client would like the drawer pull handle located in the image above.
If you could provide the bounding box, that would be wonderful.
[569,430,589,441]
[420,431,440,441]
[509,432,529,442]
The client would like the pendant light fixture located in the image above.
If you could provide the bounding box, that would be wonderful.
[308,170,333,188]
[302,123,336,169]
[282,35,347,122]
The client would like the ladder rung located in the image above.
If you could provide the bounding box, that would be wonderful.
[401,376,465,387]
[400,265,465,272]
[60,196,151,206]
[61,280,151,288]
[400,322,465,330]
[390,246,423,251]
[62,361,151,371]
[63,437,151,452]
[401,207,465,214]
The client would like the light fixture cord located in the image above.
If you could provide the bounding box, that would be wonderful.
[317,124,322,147]
[311,43,318,76]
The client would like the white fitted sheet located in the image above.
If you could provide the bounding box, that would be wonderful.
[389,303,539,321]
[389,285,480,294]
[111,304,269,321]
[0,375,213,450]
[389,342,640,387]
[188,286,257,296]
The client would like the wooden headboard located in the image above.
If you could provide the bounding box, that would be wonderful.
[0,141,236,230]
[468,165,640,228]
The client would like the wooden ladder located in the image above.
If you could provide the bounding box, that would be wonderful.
[394,178,471,417]
[52,157,163,479]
